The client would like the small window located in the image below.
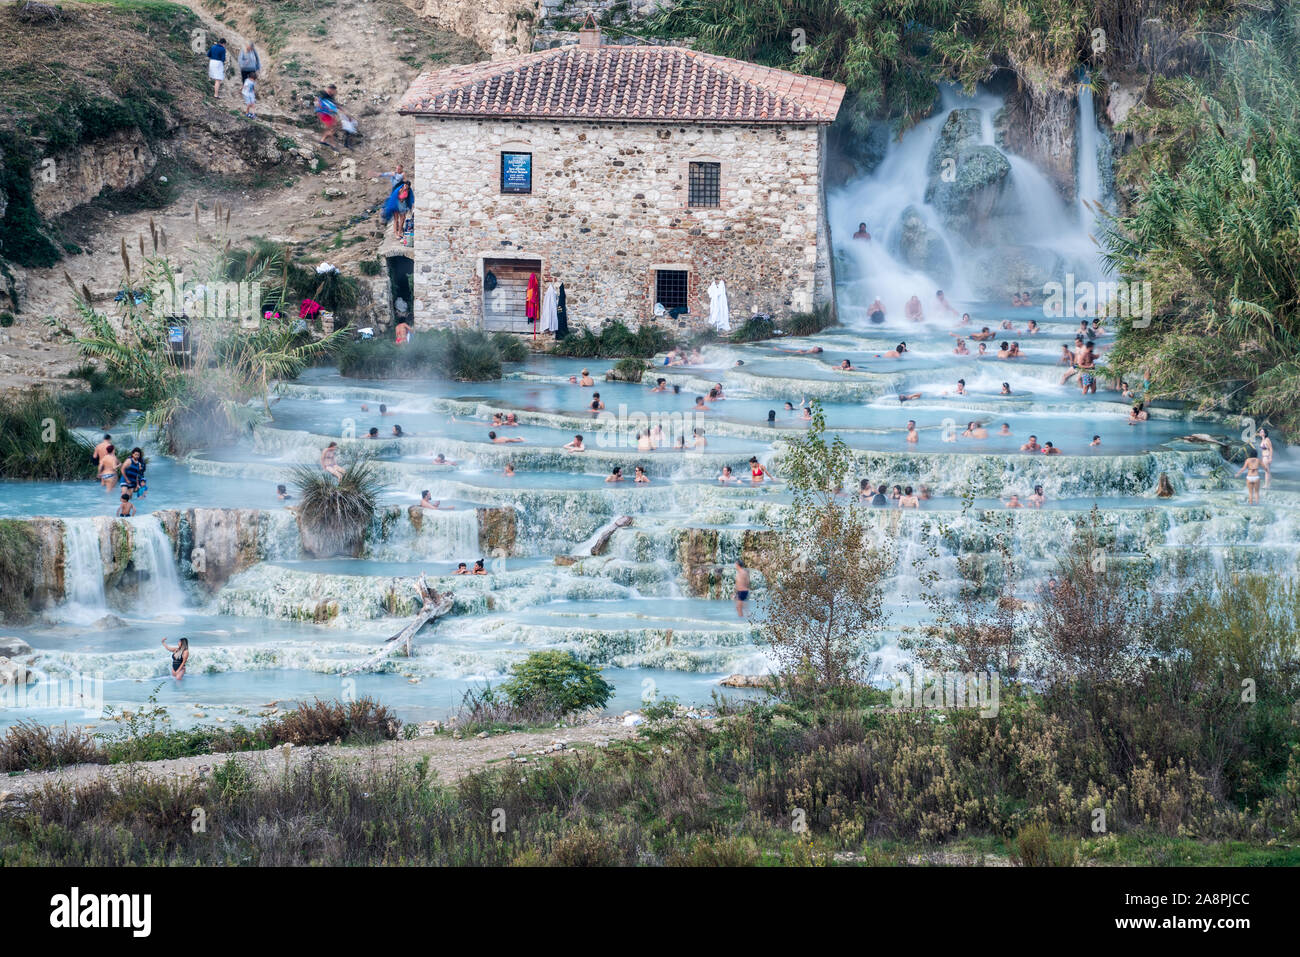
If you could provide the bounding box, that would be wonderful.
[688,161,720,207]
[501,151,532,194]
[655,270,689,313]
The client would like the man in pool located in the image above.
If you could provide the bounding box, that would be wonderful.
[1029,485,1046,507]
[489,431,524,444]
[778,345,825,355]
[590,393,605,411]
[962,421,989,439]
[934,290,958,316]
[1021,435,1041,452]
[998,423,1012,435]
[651,378,668,392]
[870,484,888,506]
[899,485,920,508]
[563,434,586,452]
[579,369,595,386]
[1042,441,1062,455]
[971,327,995,341]
[718,466,737,484]
[1090,435,1102,447]
[840,358,855,370]
[867,298,886,323]
[92,433,112,469]
[898,392,923,402]
[883,343,907,358]
[733,561,750,618]
[693,396,710,412]
[1004,493,1023,509]
[905,295,924,321]
[454,562,470,574]
[606,466,624,483]
[853,222,871,241]
[906,420,919,444]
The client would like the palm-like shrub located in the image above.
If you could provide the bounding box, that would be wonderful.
[499,651,615,715]
[291,458,382,558]
[64,209,346,454]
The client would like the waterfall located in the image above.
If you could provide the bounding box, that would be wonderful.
[61,519,107,620]
[829,83,1113,314]
[367,507,483,561]
[1075,72,1109,278]
[127,515,186,612]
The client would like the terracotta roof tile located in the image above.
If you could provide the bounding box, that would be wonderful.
[398,45,844,124]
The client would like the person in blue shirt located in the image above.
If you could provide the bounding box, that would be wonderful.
[120,447,148,498]
[207,38,228,97]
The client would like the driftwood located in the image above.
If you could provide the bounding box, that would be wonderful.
[577,515,633,557]
[343,577,453,674]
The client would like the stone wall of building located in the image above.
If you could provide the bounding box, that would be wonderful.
[411,117,830,332]
[533,0,674,50]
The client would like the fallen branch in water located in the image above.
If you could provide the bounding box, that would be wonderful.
[343,576,453,674]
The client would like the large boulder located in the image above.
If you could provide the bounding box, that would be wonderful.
[924,145,1012,243]
[0,637,33,658]
[965,245,1065,300]
[888,205,954,286]
[927,108,983,175]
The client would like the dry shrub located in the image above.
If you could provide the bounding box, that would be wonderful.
[266,697,399,746]
[0,721,105,772]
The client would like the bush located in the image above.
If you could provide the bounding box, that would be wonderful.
[58,364,130,428]
[448,329,502,381]
[0,721,105,772]
[0,311,14,327]
[492,331,529,363]
[0,394,96,480]
[610,357,649,382]
[781,303,836,337]
[291,458,381,558]
[550,321,676,358]
[268,697,399,746]
[729,314,775,342]
[358,258,383,277]
[499,651,614,715]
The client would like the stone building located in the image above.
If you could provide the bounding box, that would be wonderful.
[398,23,844,333]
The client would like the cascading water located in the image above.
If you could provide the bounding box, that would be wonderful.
[127,515,186,613]
[1075,72,1111,277]
[60,519,107,621]
[829,84,1113,320]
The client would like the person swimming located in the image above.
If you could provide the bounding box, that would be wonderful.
[1090,435,1102,447]
[883,343,907,358]
[1000,382,1012,395]
[1021,435,1040,452]
[606,466,624,483]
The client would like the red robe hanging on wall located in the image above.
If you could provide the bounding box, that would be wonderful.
[525,273,540,320]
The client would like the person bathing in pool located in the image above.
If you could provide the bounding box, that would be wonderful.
[962,421,989,439]
[868,298,886,323]
[489,431,524,444]
[883,343,907,359]
[162,637,189,680]
[1236,449,1264,505]
[905,296,924,321]
[934,290,958,316]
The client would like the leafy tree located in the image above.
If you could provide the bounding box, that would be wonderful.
[499,651,615,714]
[758,401,892,696]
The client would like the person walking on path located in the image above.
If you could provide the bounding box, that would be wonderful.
[238,42,261,82]
[242,73,257,119]
[207,37,228,97]
[316,84,343,149]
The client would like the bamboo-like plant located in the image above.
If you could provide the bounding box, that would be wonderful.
[61,207,348,453]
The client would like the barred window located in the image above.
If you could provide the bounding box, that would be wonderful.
[688,161,720,207]
[655,270,689,312]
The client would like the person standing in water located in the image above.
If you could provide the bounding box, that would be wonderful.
[320,441,345,479]
[1236,449,1263,505]
[97,444,120,491]
[162,637,189,680]
[733,561,750,618]
[1258,428,1274,488]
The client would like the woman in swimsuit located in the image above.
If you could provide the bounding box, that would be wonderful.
[1258,428,1274,488]
[162,637,190,680]
[749,456,768,483]
[1236,449,1263,505]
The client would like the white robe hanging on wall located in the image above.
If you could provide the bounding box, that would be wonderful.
[712,280,731,333]
[541,283,559,333]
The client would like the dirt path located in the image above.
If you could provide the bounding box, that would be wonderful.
[5,0,482,392]
[0,717,666,801]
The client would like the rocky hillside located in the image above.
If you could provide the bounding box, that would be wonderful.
[0,0,482,395]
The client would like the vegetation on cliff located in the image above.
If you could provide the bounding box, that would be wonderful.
[0,393,95,480]
[1104,1,1300,433]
